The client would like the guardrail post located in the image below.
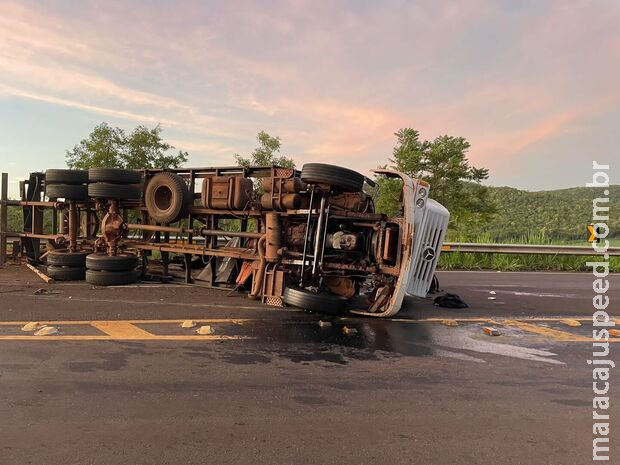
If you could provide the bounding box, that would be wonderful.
[0,173,8,267]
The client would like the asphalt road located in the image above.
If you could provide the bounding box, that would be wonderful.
[0,265,618,465]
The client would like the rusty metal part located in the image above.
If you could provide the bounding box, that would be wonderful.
[81,209,99,239]
[299,187,315,285]
[383,226,399,264]
[285,222,307,250]
[265,213,282,262]
[311,194,327,278]
[260,193,303,211]
[324,276,356,299]
[101,200,127,255]
[202,176,253,210]
[261,177,306,193]
[68,202,79,252]
[199,228,263,239]
[330,192,374,213]
[249,236,267,299]
[262,263,285,305]
[128,223,187,234]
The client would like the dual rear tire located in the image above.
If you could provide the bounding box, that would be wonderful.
[45,169,89,201]
[46,249,89,281]
[88,168,142,200]
[85,253,140,286]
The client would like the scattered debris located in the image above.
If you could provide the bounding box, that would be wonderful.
[489,291,496,295]
[318,320,332,328]
[181,320,197,328]
[609,329,620,337]
[34,326,59,336]
[196,325,214,335]
[341,325,357,336]
[21,321,43,332]
[433,293,468,309]
[560,319,582,327]
[33,288,62,295]
[442,319,459,327]
[488,297,497,300]
[25,264,54,283]
[483,326,501,336]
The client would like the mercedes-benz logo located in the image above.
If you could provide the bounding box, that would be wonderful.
[422,247,435,262]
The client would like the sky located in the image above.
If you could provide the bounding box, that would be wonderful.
[0,0,618,196]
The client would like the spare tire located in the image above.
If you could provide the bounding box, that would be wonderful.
[301,163,364,192]
[47,250,89,267]
[45,184,89,201]
[88,182,141,200]
[46,266,86,281]
[282,286,348,315]
[86,269,140,286]
[45,169,88,185]
[88,168,141,184]
[145,172,190,224]
[86,253,138,271]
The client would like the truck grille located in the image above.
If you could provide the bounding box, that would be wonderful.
[407,199,450,297]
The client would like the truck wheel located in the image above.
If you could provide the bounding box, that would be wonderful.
[46,265,86,281]
[145,172,190,224]
[86,253,138,271]
[47,250,89,267]
[282,286,348,315]
[88,168,141,184]
[45,169,88,185]
[300,163,364,192]
[45,184,89,201]
[85,269,140,286]
[88,182,141,200]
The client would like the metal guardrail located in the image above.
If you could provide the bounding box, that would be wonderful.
[442,242,620,256]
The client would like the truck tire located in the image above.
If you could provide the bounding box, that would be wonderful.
[85,269,140,286]
[283,286,348,315]
[88,168,141,184]
[301,163,364,192]
[45,169,88,185]
[88,182,141,200]
[47,250,89,267]
[45,184,89,200]
[46,265,86,281]
[86,253,138,272]
[145,172,190,224]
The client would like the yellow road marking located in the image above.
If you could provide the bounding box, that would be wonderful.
[91,321,155,339]
[0,318,251,326]
[501,320,618,342]
[0,335,250,341]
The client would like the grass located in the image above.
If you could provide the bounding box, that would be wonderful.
[438,230,619,272]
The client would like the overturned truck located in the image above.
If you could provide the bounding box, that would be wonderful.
[0,164,449,317]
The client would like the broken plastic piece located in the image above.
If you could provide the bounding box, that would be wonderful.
[318,320,332,328]
[341,325,357,336]
[34,326,59,336]
[560,319,582,327]
[483,326,501,336]
[181,320,197,328]
[21,322,43,332]
[442,319,459,327]
[609,329,620,337]
[196,325,214,335]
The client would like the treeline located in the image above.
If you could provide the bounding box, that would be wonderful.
[468,185,619,242]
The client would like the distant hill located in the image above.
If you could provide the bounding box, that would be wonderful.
[477,185,619,241]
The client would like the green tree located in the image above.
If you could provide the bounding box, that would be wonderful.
[66,123,188,169]
[375,128,494,228]
[234,131,295,168]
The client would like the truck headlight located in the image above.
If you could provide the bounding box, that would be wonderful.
[418,187,427,198]
[416,198,425,208]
